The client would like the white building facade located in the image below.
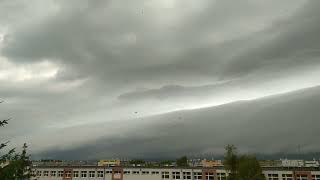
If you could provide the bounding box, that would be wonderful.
[31,166,320,180]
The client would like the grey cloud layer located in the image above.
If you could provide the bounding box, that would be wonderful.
[1,0,320,158]
[35,86,320,159]
[1,0,311,85]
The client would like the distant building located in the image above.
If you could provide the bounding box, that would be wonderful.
[98,159,121,167]
[281,159,304,167]
[259,160,282,167]
[188,159,202,167]
[201,159,223,167]
[305,159,319,168]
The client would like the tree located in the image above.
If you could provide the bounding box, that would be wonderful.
[176,156,188,167]
[237,155,265,180]
[223,145,266,180]
[0,100,32,180]
[224,145,238,180]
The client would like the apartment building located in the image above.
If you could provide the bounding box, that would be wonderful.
[31,166,320,180]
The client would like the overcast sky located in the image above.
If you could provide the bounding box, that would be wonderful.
[1,0,320,159]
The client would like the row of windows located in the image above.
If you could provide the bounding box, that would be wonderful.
[36,171,224,180]
[296,175,308,180]
[33,170,193,177]
[123,170,160,175]
[282,173,293,180]
[104,170,162,175]
[313,175,320,180]
[34,170,64,177]
[267,174,320,180]
[267,173,295,180]
[33,170,104,178]
[296,174,320,180]
[161,172,226,180]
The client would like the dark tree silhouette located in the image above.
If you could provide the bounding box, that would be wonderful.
[224,144,238,180]
[176,156,189,167]
[0,100,32,180]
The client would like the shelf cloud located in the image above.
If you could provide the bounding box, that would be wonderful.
[0,0,320,159]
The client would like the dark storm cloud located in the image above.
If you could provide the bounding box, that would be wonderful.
[1,0,311,85]
[222,0,320,77]
[34,85,320,159]
[1,0,320,158]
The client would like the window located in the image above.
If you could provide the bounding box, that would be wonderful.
[173,172,181,179]
[296,175,308,180]
[162,171,170,179]
[142,171,150,175]
[152,171,160,174]
[32,170,36,176]
[97,171,104,177]
[282,174,293,180]
[89,171,95,177]
[50,171,56,177]
[43,171,49,177]
[194,172,202,180]
[267,174,279,180]
[106,170,112,174]
[73,171,79,178]
[217,173,226,180]
[133,171,140,174]
[312,175,320,180]
[205,172,214,180]
[81,171,87,177]
[58,171,64,177]
[36,171,42,177]
[183,172,191,179]
[124,171,131,174]
[65,171,71,177]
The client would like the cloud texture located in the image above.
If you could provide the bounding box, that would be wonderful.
[0,0,320,159]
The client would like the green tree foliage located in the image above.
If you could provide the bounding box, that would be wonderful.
[224,144,238,180]
[223,145,266,180]
[237,155,265,180]
[176,156,188,167]
[0,101,32,180]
